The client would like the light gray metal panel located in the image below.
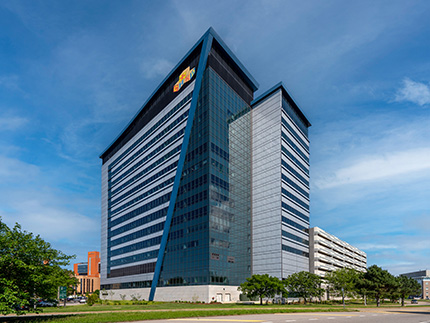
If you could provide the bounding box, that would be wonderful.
[251,89,282,278]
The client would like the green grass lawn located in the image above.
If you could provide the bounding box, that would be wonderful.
[1,307,351,323]
[40,299,425,313]
[3,300,428,323]
[41,302,359,313]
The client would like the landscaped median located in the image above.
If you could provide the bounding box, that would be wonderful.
[2,304,353,323]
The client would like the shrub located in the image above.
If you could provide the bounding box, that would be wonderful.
[87,293,100,306]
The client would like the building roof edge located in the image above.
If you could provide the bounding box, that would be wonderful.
[252,82,311,127]
[100,27,258,159]
[207,27,259,92]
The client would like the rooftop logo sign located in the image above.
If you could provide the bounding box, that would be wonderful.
[173,67,195,92]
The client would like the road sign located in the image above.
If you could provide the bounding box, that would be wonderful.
[59,286,67,299]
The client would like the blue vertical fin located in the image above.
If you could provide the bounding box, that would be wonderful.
[149,32,213,301]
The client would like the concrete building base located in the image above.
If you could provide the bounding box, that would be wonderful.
[101,285,241,303]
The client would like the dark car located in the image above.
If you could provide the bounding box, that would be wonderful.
[411,299,418,304]
[37,301,55,307]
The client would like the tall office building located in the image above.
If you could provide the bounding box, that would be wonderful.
[100,28,311,303]
[252,84,311,279]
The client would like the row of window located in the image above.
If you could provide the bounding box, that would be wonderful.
[281,145,309,176]
[281,116,309,153]
[110,109,189,178]
[282,230,309,246]
[210,142,229,162]
[109,207,167,236]
[109,146,180,197]
[171,206,208,227]
[210,221,230,234]
[188,222,208,234]
[109,128,184,187]
[178,174,208,196]
[210,206,234,221]
[281,174,309,199]
[159,275,210,286]
[110,249,159,267]
[210,238,230,249]
[175,190,208,210]
[281,130,309,163]
[110,161,178,207]
[166,239,199,252]
[108,191,170,224]
[210,190,232,205]
[282,201,309,222]
[182,158,208,178]
[110,235,162,257]
[281,159,309,186]
[109,176,174,217]
[282,216,309,233]
[282,244,309,258]
[111,218,207,266]
[281,97,309,138]
[169,228,184,240]
[210,158,229,175]
[281,188,309,211]
[108,92,193,170]
[107,262,156,278]
[110,221,165,248]
[185,142,207,163]
[211,174,229,192]
[101,280,152,290]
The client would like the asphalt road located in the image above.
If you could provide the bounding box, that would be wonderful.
[130,308,430,323]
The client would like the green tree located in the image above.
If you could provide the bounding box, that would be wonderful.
[238,274,285,305]
[363,265,396,307]
[0,218,77,315]
[355,271,373,306]
[284,271,324,304]
[86,293,100,306]
[397,275,421,306]
[325,268,359,307]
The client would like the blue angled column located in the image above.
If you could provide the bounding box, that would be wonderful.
[149,31,213,301]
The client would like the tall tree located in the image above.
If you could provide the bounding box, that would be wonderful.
[397,275,421,306]
[363,265,396,307]
[355,272,373,306]
[284,271,324,304]
[0,218,77,314]
[325,268,359,307]
[238,274,285,305]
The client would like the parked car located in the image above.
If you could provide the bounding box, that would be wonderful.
[37,301,55,307]
[411,299,418,304]
[79,297,87,303]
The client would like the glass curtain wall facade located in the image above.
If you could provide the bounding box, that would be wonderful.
[100,28,257,301]
[159,63,252,288]
[251,84,311,279]
[100,28,310,302]
[100,40,203,292]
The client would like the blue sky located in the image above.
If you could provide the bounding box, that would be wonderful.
[0,0,429,275]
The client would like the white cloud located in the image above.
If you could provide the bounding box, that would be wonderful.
[140,58,173,80]
[0,115,28,131]
[0,154,99,245]
[0,155,39,182]
[315,147,430,189]
[356,243,398,251]
[0,185,99,243]
[1,200,98,241]
[395,78,430,106]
